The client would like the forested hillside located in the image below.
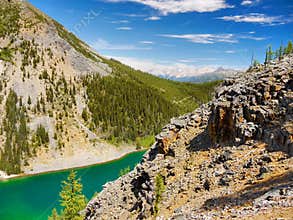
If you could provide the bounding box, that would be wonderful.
[84,59,219,143]
[0,90,29,174]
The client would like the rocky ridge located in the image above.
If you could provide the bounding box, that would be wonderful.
[85,55,293,219]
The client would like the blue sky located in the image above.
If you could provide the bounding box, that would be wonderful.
[29,0,293,77]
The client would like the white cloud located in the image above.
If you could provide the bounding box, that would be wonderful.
[92,38,151,51]
[144,16,161,21]
[160,32,266,44]
[111,20,129,24]
[241,0,253,6]
[107,56,220,77]
[218,13,285,25]
[116,26,133,30]
[241,0,261,6]
[117,13,146,17]
[160,34,238,44]
[225,50,235,54]
[239,35,266,41]
[139,41,154,44]
[177,58,222,63]
[106,0,233,15]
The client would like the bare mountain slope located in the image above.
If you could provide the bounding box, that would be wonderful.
[85,55,293,219]
[0,0,130,176]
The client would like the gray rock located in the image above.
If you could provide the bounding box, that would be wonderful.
[171,118,187,128]
[259,166,269,174]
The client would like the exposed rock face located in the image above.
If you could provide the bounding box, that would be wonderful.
[208,55,293,156]
[208,101,236,145]
[85,55,293,219]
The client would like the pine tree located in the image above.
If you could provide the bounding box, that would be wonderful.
[48,208,60,220]
[250,53,254,67]
[17,108,29,154]
[59,170,87,220]
[81,108,88,122]
[265,46,273,66]
[154,174,165,215]
[265,48,269,66]
[27,96,31,105]
[267,45,273,62]
[285,41,293,54]
[19,97,22,106]
[36,99,40,112]
[119,166,130,177]
[278,45,284,60]
[252,59,260,67]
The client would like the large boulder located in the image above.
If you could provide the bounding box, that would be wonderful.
[208,101,236,145]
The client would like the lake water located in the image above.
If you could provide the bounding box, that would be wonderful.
[0,151,145,220]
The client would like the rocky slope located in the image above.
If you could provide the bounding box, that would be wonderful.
[85,55,293,219]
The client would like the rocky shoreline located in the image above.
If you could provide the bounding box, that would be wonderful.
[85,55,293,219]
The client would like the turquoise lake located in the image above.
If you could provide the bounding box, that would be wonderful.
[0,151,145,220]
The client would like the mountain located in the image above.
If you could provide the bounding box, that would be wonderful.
[0,0,220,175]
[159,67,242,83]
[85,55,293,219]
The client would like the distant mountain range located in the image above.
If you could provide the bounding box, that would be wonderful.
[159,67,242,83]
